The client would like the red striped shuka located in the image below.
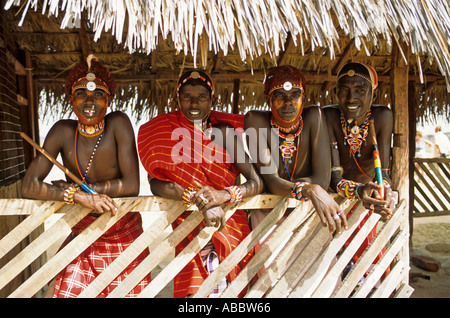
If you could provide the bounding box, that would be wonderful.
[52,213,151,298]
[137,110,253,298]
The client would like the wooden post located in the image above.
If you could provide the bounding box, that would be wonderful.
[25,51,36,157]
[390,41,410,201]
[232,79,240,114]
[390,40,411,278]
[408,81,416,247]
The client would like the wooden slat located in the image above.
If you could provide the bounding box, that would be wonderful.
[105,208,207,297]
[287,204,367,297]
[331,199,407,298]
[0,201,65,259]
[8,198,141,297]
[246,213,323,298]
[193,197,289,298]
[202,198,292,297]
[351,229,409,298]
[214,199,305,298]
[370,258,410,298]
[416,162,448,207]
[78,201,186,298]
[135,203,243,298]
[0,206,92,292]
[0,194,412,298]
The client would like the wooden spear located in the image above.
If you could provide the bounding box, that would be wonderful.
[20,132,97,194]
[368,119,384,199]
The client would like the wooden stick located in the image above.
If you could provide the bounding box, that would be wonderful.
[20,132,97,194]
[368,119,384,198]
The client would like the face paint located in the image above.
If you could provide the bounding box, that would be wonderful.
[270,88,304,125]
[72,79,109,126]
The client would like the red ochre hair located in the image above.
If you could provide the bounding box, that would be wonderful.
[65,59,116,97]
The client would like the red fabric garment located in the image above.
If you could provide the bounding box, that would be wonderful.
[138,110,253,298]
[52,213,150,298]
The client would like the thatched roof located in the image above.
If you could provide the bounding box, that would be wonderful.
[3,0,450,123]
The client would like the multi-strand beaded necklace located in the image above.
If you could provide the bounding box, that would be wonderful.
[340,110,371,158]
[271,117,303,180]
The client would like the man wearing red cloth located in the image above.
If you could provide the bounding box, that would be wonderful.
[138,69,263,298]
[21,55,150,297]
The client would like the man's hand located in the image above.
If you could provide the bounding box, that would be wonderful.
[303,184,348,235]
[202,206,226,231]
[358,182,393,219]
[73,191,119,215]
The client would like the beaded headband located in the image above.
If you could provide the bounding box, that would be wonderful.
[267,80,304,96]
[336,62,378,90]
[72,77,110,95]
[177,70,215,96]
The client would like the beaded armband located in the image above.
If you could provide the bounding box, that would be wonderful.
[292,181,310,202]
[63,185,80,205]
[224,185,243,205]
[182,187,198,206]
[383,179,391,189]
[336,179,362,200]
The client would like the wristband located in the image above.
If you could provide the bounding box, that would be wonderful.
[63,185,80,205]
[292,181,310,201]
[182,187,197,206]
[224,185,243,205]
[336,179,362,200]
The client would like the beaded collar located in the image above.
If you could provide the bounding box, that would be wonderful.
[78,120,105,137]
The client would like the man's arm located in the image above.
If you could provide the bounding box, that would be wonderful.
[21,121,68,201]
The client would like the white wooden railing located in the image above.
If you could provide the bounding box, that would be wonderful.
[0,193,412,298]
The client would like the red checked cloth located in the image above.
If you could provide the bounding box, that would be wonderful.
[138,110,253,298]
[52,213,150,298]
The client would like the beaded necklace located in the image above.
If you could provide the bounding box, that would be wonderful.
[74,128,103,184]
[340,110,371,158]
[271,117,303,180]
[78,120,105,137]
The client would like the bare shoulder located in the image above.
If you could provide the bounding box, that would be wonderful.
[105,111,134,131]
[105,110,133,124]
[244,110,270,129]
[45,119,76,141]
[303,104,321,115]
[302,105,323,124]
[322,104,339,117]
[372,104,393,119]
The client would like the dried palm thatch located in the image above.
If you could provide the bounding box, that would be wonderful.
[3,0,450,123]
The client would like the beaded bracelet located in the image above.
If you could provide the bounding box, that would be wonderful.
[224,185,243,205]
[182,187,198,206]
[336,179,362,200]
[291,181,310,202]
[63,185,80,205]
[383,179,391,188]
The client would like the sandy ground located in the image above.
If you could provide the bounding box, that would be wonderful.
[409,215,450,298]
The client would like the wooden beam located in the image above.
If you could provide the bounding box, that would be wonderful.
[33,71,445,84]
